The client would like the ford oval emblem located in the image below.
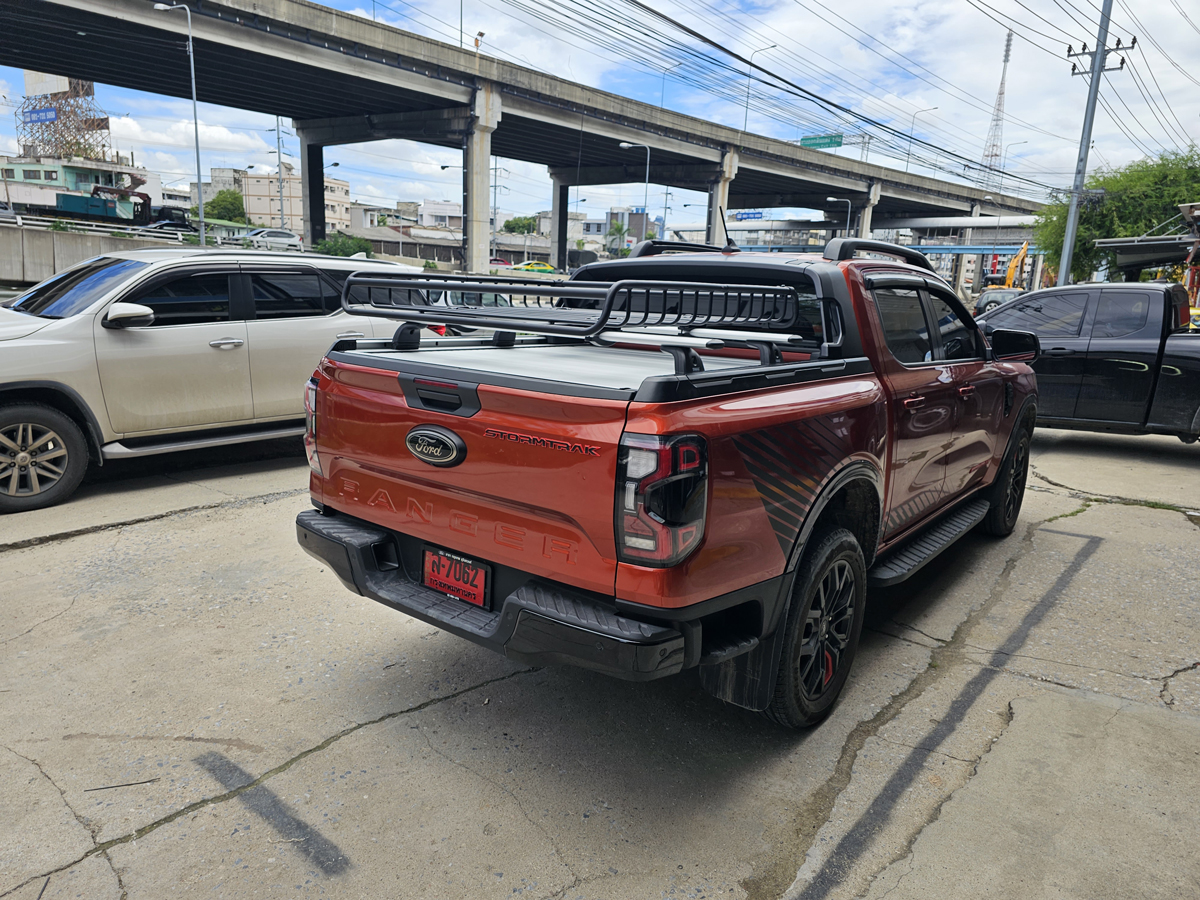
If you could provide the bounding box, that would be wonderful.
[405,425,467,467]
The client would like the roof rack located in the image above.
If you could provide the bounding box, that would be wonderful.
[341,272,802,338]
[823,238,935,272]
[626,239,727,258]
[340,272,818,374]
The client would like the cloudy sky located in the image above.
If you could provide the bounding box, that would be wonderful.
[0,0,1196,227]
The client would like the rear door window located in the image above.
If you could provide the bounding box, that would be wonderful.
[135,272,232,326]
[1091,291,1150,338]
[250,271,326,319]
[872,286,932,364]
[986,292,1088,337]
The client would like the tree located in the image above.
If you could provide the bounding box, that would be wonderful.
[203,189,246,223]
[313,232,374,257]
[501,215,537,234]
[606,221,629,256]
[1034,148,1200,282]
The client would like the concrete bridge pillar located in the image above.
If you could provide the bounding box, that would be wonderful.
[550,176,570,271]
[706,149,738,245]
[297,131,325,248]
[857,181,881,238]
[464,84,502,273]
[955,201,983,298]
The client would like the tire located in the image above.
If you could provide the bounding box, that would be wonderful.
[978,425,1031,536]
[982,301,1000,313]
[764,527,867,729]
[0,404,89,513]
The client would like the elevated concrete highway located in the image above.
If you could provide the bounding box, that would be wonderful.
[5,0,1042,270]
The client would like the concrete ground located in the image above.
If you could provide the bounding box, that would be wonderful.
[0,429,1197,899]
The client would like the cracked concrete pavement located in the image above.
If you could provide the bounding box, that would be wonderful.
[1,428,1197,898]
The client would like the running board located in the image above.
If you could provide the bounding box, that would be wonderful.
[102,426,305,460]
[868,498,990,588]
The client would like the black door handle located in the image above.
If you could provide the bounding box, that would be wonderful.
[1043,348,1076,356]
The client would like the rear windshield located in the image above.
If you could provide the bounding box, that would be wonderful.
[11,257,148,318]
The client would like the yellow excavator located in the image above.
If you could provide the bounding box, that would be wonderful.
[974,241,1029,315]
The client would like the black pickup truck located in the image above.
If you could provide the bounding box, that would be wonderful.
[978,282,1199,442]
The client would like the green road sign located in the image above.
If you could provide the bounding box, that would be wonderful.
[799,134,844,149]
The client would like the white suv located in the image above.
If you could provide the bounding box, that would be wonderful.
[0,248,425,512]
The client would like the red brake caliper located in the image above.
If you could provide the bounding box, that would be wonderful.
[823,649,834,687]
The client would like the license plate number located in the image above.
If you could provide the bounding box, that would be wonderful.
[422,547,489,608]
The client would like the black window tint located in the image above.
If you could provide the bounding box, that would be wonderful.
[251,272,325,319]
[927,293,979,360]
[137,273,231,326]
[1092,291,1150,339]
[987,293,1088,337]
[873,287,932,364]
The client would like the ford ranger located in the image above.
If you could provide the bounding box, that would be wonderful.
[295,238,1039,727]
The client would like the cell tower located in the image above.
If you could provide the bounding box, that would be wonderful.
[980,30,1013,189]
[15,71,111,161]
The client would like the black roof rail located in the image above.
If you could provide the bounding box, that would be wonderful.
[627,239,727,258]
[823,238,935,273]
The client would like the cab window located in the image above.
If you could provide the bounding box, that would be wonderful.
[986,292,1088,337]
[135,273,231,326]
[251,272,326,319]
[926,293,980,360]
[1092,291,1150,339]
[872,287,932,364]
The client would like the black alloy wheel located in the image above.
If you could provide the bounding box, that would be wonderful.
[765,527,867,728]
[979,425,1031,536]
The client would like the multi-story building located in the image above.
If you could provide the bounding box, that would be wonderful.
[191,163,351,232]
[417,199,462,228]
[0,154,164,216]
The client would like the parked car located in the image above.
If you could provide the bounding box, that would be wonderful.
[973,287,1023,316]
[140,220,197,235]
[510,260,558,273]
[243,228,304,252]
[0,248,427,512]
[296,238,1039,727]
[978,281,1199,441]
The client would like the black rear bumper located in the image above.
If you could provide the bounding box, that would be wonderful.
[296,509,685,681]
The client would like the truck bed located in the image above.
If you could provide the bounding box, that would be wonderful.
[340,341,755,391]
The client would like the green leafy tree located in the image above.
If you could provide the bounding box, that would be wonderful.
[606,221,630,256]
[1034,148,1200,282]
[501,215,537,234]
[203,189,246,223]
[313,232,374,257]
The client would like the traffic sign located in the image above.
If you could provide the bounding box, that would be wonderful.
[799,133,843,149]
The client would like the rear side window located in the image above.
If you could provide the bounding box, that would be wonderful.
[926,293,979,360]
[1092,291,1150,339]
[986,292,1088,337]
[251,272,326,319]
[136,273,231,326]
[873,287,931,364]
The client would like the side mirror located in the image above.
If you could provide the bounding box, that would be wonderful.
[103,302,156,329]
[990,328,1039,362]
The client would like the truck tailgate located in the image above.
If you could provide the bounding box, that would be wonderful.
[314,357,628,595]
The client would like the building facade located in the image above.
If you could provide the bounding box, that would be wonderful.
[191,163,351,233]
[0,154,164,216]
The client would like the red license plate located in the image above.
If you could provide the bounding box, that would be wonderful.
[422,547,489,607]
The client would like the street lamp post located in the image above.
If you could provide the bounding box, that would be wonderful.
[618,142,651,242]
[661,189,672,242]
[743,44,777,133]
[827,196,852,238]
[660,61,681,108]
[999,140,1028,194]
[904,106,938,173]
[154,3,205,245]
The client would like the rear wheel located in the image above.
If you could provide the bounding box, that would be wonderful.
[979,425,1031,536]
[0,404,89,513]
[764,527,867,729]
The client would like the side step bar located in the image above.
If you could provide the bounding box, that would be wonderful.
[868,498,990,587]
[102,426,305,460]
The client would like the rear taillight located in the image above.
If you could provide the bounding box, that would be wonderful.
[304,377,321,475]
[615,433,708,567]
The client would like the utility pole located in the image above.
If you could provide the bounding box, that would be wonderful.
[1059,0,1127,285]
[275,115,286,229]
